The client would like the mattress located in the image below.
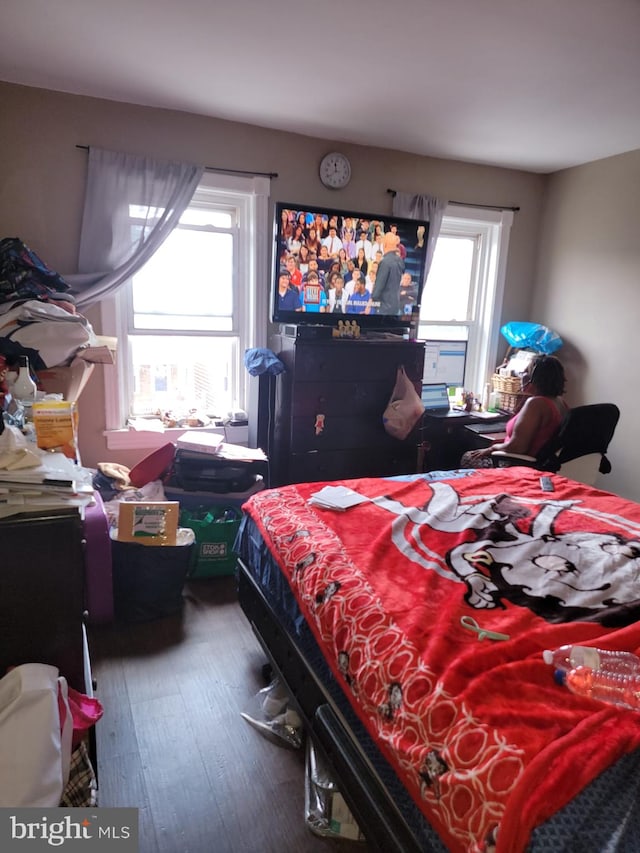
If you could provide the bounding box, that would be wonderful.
[237,468,640,852]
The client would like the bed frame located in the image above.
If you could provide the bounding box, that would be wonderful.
[237,557,430,853]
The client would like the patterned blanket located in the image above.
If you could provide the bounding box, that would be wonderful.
[243,468,640,853]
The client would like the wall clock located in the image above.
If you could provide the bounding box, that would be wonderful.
[319,151,352,189]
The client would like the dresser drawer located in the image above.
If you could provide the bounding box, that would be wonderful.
[292,341,424,384]
[291,413,398,452]
[290,380,389,417]
[289,448,418,484]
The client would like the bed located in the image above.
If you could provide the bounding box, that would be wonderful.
[235,466,640,853]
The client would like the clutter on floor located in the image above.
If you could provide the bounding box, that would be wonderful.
[239,675,366,843]
[240,678,303,750]
[92,435,267,621]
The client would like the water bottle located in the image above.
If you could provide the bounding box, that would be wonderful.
[558,666,640,711]
[488,389,501,413]
[543,644,640,675]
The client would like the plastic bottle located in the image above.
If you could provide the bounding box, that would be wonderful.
[543,644,640,675]
[558,666,640,711]
[12,355,37,425]
[12,355,37,403]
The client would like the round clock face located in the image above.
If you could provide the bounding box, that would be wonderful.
[319,152,351,189]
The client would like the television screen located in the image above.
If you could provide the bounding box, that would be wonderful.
[271,202,430,330]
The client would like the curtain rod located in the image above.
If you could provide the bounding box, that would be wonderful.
[75,145,278,180]
[386,188,519,213]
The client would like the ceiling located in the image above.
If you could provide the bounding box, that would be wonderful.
[2,0,639,174]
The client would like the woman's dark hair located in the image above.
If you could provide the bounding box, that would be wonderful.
[529,354,566,396]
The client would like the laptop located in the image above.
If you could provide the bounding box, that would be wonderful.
[421,383,468,418]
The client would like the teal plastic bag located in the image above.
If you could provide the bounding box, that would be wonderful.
[500,322,562,354]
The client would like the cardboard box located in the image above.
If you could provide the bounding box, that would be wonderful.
[117,501,180,547]
[32,399,79,461]
[37,357,95,401]
[36,336,117,401]
[78,336,117,365]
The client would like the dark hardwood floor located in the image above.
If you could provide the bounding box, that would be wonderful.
[89,576,370,853]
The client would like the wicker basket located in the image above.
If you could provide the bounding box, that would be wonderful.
[491,373,524,413]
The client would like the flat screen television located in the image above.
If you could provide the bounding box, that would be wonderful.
[271,201,430,331]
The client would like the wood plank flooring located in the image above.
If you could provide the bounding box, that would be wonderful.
[89,576,371,853]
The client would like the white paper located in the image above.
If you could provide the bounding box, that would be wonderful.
[308,485,369,511]
[215,442,267,462]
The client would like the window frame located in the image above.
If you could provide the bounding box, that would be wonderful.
[101,172,269,451]
[418,204,514,396]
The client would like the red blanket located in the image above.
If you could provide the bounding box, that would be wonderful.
[243,468,640,853]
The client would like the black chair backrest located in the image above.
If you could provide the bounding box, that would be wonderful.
[539,403,620,473]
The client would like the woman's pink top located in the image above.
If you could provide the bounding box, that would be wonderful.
[505,397,566,456]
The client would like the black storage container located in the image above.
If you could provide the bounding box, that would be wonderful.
[111,537,194,622]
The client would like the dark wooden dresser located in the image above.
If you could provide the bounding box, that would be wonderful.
[0,509,89,692]
[269,334,425,485]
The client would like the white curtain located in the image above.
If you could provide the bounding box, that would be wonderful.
[66,147,204,310]
[392,191,447,280]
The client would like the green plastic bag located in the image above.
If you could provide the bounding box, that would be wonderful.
[179,506,241,578]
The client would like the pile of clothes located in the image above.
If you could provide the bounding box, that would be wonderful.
[0,237,96,372]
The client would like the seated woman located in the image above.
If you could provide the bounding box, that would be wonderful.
[460,354,568,468]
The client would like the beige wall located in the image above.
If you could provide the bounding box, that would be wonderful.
[0,81,586,480]
[531,148,640,499]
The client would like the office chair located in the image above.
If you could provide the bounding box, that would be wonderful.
[490,403,620,485]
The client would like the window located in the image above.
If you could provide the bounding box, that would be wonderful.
[418,205,513,395]
[101,173,269,449]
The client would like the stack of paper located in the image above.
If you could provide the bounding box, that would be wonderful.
[0,437,95,519]
[175,432,266,463]
[214,442,267,463]
[175,431,224,456]
[308,485,369,512]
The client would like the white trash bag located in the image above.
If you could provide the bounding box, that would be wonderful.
[0,663,73,807]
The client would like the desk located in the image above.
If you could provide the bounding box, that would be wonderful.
[419,411,509,471]
[464,422,508,443]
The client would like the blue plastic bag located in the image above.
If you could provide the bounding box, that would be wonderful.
[243,348,285,376]
[500,322,563,354]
